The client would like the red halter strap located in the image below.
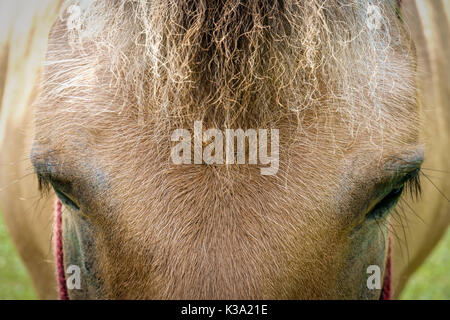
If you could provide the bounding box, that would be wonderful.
[54,199,69,300]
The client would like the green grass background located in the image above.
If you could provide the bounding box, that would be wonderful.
[0,213,448,300]
[0,214,36,299]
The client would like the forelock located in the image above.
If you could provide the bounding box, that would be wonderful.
[43,0,415,139]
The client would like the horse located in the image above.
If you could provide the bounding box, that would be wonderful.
[0,0,448,299]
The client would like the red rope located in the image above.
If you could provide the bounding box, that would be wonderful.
[54,198,69,300]
[380,237,393,300]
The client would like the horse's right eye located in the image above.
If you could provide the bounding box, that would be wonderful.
[366,185,404,220]
[366,168,421,221]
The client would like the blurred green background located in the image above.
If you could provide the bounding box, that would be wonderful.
[0,213,448,300]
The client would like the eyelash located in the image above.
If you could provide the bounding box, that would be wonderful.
[37,174,52,193]
[403,170,422,200]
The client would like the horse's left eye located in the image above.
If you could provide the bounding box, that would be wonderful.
[54,188,80,211]
[36,172,80,211]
